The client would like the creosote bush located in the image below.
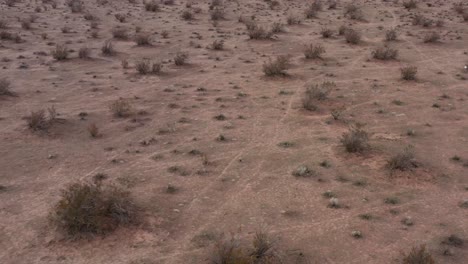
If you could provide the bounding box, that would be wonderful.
[304,43,325,59]
[302,81,335,111]
[341,127,370,153]
[50,182,135,238]
[372,46,398,60]
[110,99,132,117]
[400,66,418,80]
[51,45,69,60]
[262,55,290,76]
[402,245,435,264]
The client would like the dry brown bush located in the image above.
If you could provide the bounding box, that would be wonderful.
[262,55,290,76]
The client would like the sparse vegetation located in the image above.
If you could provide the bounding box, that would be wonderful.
[51,45,69,60]
[341,127,369,153]
[402,245,435,264]
[372,46,398,60]
[0,78,14,96]
[262,55,290,76]
[174,52,188,66]
[385,28,397,41]
[387,146,417,172]
[302,81,335,111]
[321,28,333,38]
[344,4,364,20]
[109,99,132,117]
[101,40,115,56]
[403,0,417,9]
[78,47,90,59]
[136,59,162,75]
[50,182,135,238]
[423,32,440,43]
[401,66,418,80]
[304,43,325,59]
[144,0,160,12]
[135,33,151,46]
[245,21,273,40]
[345,29,361,44]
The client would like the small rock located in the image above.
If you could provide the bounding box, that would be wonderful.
[328,197,340,208]
[351,230,362,239]
[401,216,414,226]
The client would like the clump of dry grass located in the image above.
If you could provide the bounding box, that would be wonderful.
[67,0,84,13]
[462,12,468,22]
[26,107,57,131]
[287,14,302,25]
[0,78,14,96]
[101,40,115,56]
[109,99,132,118]
[423,31,440,43]
[245,21,273,40]
[144,0,160,12]
[345,28,361,44]
[400,66,417,80]
[112,27,129,39]
[387,146,417,172]
[50,182,135,238]
[211,39,224,50]
[454,2,465,14]
[182,10,194,20]
[302,81,335,111]
[304,43,325,59]
[341,127,370,153]
[262,55,290,76]
[344,4,364,20]
[271,22,284,33]
[402,245,435,264]
[403,0,417,9]
[78,47,90,59]
[385,28,397,41]
[51,45,69,60]
[135,33,151,46]
[305,2,321,19]
[174,52,188,66]
[372,46,398,60]
[210,8,225,21]
[321,28,333,38]
[135,59,162,75]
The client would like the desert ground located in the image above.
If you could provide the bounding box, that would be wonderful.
[0,0,467,263]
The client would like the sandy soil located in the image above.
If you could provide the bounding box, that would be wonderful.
[0,0,467,263]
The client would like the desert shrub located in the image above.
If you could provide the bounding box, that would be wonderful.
[463,12,468,22]
[338,25,349,35]
[302,81,335,111]
[328,0,337,9]
[0,78,14,96]
[423,31,440,43]
[262,55,290,76]
[101,40,115,56]
[135,59,162,75]
[387,146,417,171]
[246,21,272,39]
[21,19,32,30]
[402,245,435,264]
[112,27,129,39]
[51,45,69,60]
[400,66,417,80]
[344,4,363,20]
[144,0,160,12]
[135,33,151,45]
[88,123,100,138]
[304,43,325,59]
[27,110,50,131]
[372,46,398,60]
[251,231,277,261]
[211,39,224,50]
[67,0,84,13]
[345,29,361,44]
[110,99,132,117]
[435,19,444,27]
[321,28,333,38]
[454,2,465,14]
[174,52,188,66]
[385,28,397,41]
[211,236,250,264]
[271,22,284,33]
[50,182,134,238]
[287,14,301,25]
[403,0,417,9]
[305,4,318,19]
[341,127,369,153]
[182,10,194,20]
[210,0,224,9]
[211,8,225,21]
[114,13,126,23]
[78,47,90,59]
[412,15,431,26]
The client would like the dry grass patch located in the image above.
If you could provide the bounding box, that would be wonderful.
[245,21,273,40]
[423,32,440,43]
[341,126,370,153]
[385,28,397,41]
[302,81,335,111]
[110,99,132,118]
[344,4,364,20]
[402,245,435,264]
[135,33,151,46]
[372,46,398,60]
[403,0,417,9]
[78,47,90,59]
[101,40,115,56]
[0,78,14,96]
[144,0,160,12]
[136,59,162,75]
[174,52,189,66]
[51,45,69,60]
[401,66,417,80]
[262,55,290,77]
[387,146,417,172]
[304,43,325,59]
[345,28,361,44]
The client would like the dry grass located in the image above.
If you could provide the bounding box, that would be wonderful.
[321,28,333,38]
[423,32,440,43]
[341,127,370,153]
[50,182,135,238]
[387,146,417,172]
[345,29,361,44]
[109,99,132,118]
[262,55,290,76]
[372,46,398,60]
[403,0,417,9]
[344,4,364,20]
[385,28,397,41]
[51,45,69,60]
[112,27,129,39]
[401,66,418,80]
[302,81,335,111]
[26,110,49,131]
[78,47,90,59]
[402,245,435,264]
[211,39,224,50]
[88,123,100,138]
[246,21,273,40]
[136,59,162,75]
[101,40,115,56]
[304,43,325,59]
[174,52,189,66]
[0,78,14,96]
[135,33,151,46]
[144,0,160,12]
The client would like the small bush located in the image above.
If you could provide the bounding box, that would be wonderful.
[321,28,333,38]
[136,59,162,75]
[110,99,132,117]
[423,32,440,43]
[101,40,115,56]
[372,46,398,60]
[341,127,369,153]
[88,123,100,138]
[210,8,225,21]
[51,45,69,60]
[271,22,284,33]
[287,14,301,25]
[246,21,273,39]
[174,52,188,66]
[144,0,160,12]
[454,2,465,14]
[304,43,325,59]
[0,78,14,96]
[463,12,468,22]
[403,0,417,9]
[112,27,129,39]
[344,4,364,20]
[305,4,318,19]
[345,29,361,44]
[211,39,224,50]
[182,10,194,20]
[302,81,335,111]
[385,28,397,41]
[78,47,90,59]
[50,182,135,238]
[27,110,49,131]
[338,25,349,35]
[135,33,151,46]
[402,245,435,264]
[67,0,84,13]
[262,55,290,76]
[387,146,417,171]
[328,0,337,9]
[400,66,417,80]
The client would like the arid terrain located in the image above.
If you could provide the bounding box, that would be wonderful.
[0,0,467,263]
